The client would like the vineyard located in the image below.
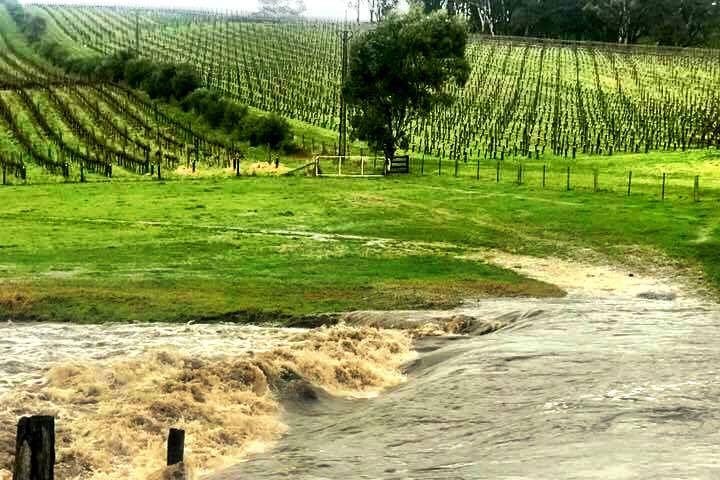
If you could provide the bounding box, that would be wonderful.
[0,3,718,189]
[25,4,720,162]
[0,5,246,185]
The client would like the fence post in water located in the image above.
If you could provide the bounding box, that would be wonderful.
[627,171,632,196]
[566,166,571,191]
[13,415,55,480]
[167,428,185,466]
[661,173,666,201]
[694,175,700,202]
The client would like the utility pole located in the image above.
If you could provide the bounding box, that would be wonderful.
[135,11,140,53]
[338,28,352,160]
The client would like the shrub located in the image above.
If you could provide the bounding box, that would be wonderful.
[95,50,135,82]
[247,113,292,150]
[142,64,177,99]
[171,64,201,100]
[124,58,156,88]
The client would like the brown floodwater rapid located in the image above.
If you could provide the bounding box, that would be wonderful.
[1,282,719,479]
[213,291,720,479]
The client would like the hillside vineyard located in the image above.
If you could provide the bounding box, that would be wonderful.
[0,16,238,182]
[9,4,720,171]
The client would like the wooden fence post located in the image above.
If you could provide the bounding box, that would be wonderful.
[661,172,666,201]
[167,428,185,466]
[694,175,700,202]
[627,171,632,196]
[593,169,599,192]
[475,157,480,180]
[2,161,6,186]
[496,160,500,183]
[566,166,571,191]
[13,416,55,480]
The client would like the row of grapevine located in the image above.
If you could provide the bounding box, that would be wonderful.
[30,4,720,162]
[0,6,246,183]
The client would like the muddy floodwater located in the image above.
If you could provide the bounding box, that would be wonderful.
[215,291,720,478]
[1,267,720,479]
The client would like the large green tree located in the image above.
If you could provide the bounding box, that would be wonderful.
[343,10,470,162]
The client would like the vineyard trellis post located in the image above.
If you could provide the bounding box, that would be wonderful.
[694,176,700,202]
[627,171,633,196]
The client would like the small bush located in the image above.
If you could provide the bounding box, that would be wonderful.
[247,113,292,150]
[124,58,156,88]
[171,64,201,100]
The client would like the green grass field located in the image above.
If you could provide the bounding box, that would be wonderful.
[1,4,719,324]
[1,171,718,323]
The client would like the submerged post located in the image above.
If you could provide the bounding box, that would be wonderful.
[13,416,55,480]
[167,428,185,466]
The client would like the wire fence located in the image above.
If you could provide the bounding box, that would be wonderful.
[407,156,719,202]
[3,151,719,204]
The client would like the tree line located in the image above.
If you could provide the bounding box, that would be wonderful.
[411,0,720,47]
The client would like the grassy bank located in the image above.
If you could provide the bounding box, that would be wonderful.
[1,170,718,323]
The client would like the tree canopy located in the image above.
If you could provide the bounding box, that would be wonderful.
[343,10,470,161]
[411,0,720,47]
